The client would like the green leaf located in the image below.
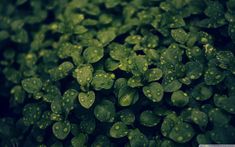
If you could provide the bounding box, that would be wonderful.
[145,68,163,82]
[80,116,96,134]
[129,55,149,75]
[37,111,52,129]
[110,122,128,138]
[10,85,25,104]
[191,110,208,128]
[196,133,212,144]
[43,85,61,103]
[118,87,139,107]
[162,75,182,92]
[125,35,142,45]
[169,122,195,143]
[204,1,224,19]
[109,43,131,61]
[216,51,234,70]
[91,70,115,90]
[208,108,231,127]
[143,82,164,102]
[105,58,119,71]
[99,14,112,24]
[91,135,111,147]
[214,94,235,114]
[191,83,212,101]
[70,13,85,25]
[118,109,135,125]
[83,46,104,63]
[127,76,143,88]
[94,100,115,122]
[160,44,183,65]
[128,129,149,147]
[171,90,189,107]
[74,64,93,87]
[61,89,78,112]
[23,103,42,126]
[169,16,186,28]
[51,100,62,114]
[140,110,161,127]
[48,61,74,81]
[185,62,203,80]
[52,121,71,140]
[97,28,116,45]
[78,91,95,109]
[204,67,225,85]
[22,77,42,94]
[209,125,235,144]
[50,113,63,122]
[105,0,121,8]
[71,133,87,147]
[228,23,235,43]
[171,28,189,44]
[74,25,87,34]
[0,31,10,41]
[11,29,28,43]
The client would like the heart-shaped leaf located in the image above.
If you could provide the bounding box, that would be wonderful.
[52,121,71,140]
[78,91,95,109]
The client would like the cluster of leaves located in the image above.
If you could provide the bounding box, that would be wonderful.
[1,0,235,146]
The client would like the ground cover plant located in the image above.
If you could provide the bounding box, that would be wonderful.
[0,0,235,146]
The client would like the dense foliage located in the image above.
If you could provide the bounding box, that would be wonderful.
[1,0,235,146]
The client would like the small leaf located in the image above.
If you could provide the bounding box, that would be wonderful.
[209,125,235,144]
[128,55,149,75]
[48,61,74,81]
[127,76,143,88]
[191,83,212,101]
[162,75,182,92]
[97,28,116,45]
[171,28,189,44]
[74,64,93,87]
[71,133,87,147]
[118,109,135,125]
[185,62,203,80]
[143,82,164,102]
[145,68,163,82]
[169,122,195,143]
[91,135,111,147]
[91,70,115,90]
[109,43,130,61]
[204,67,225,85]
[208,108,231,127]
[37,111,52,129]
[61,89,78,112]
[171,90,189,107]
[110,122,128,138]
[52,121,71,140]
[80,116,96,134]
[83,46,104,63]
[140,110,160,127]
[51,100,62,114]
[22,103,42,126]
[94,100,115,123]
[22,77,42,94]
[125,35,142,45]
[78,91,95,109]
[118,87,139,107]
[128,129,149,147]
[191,110,208,127]
[105,58,119,71]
